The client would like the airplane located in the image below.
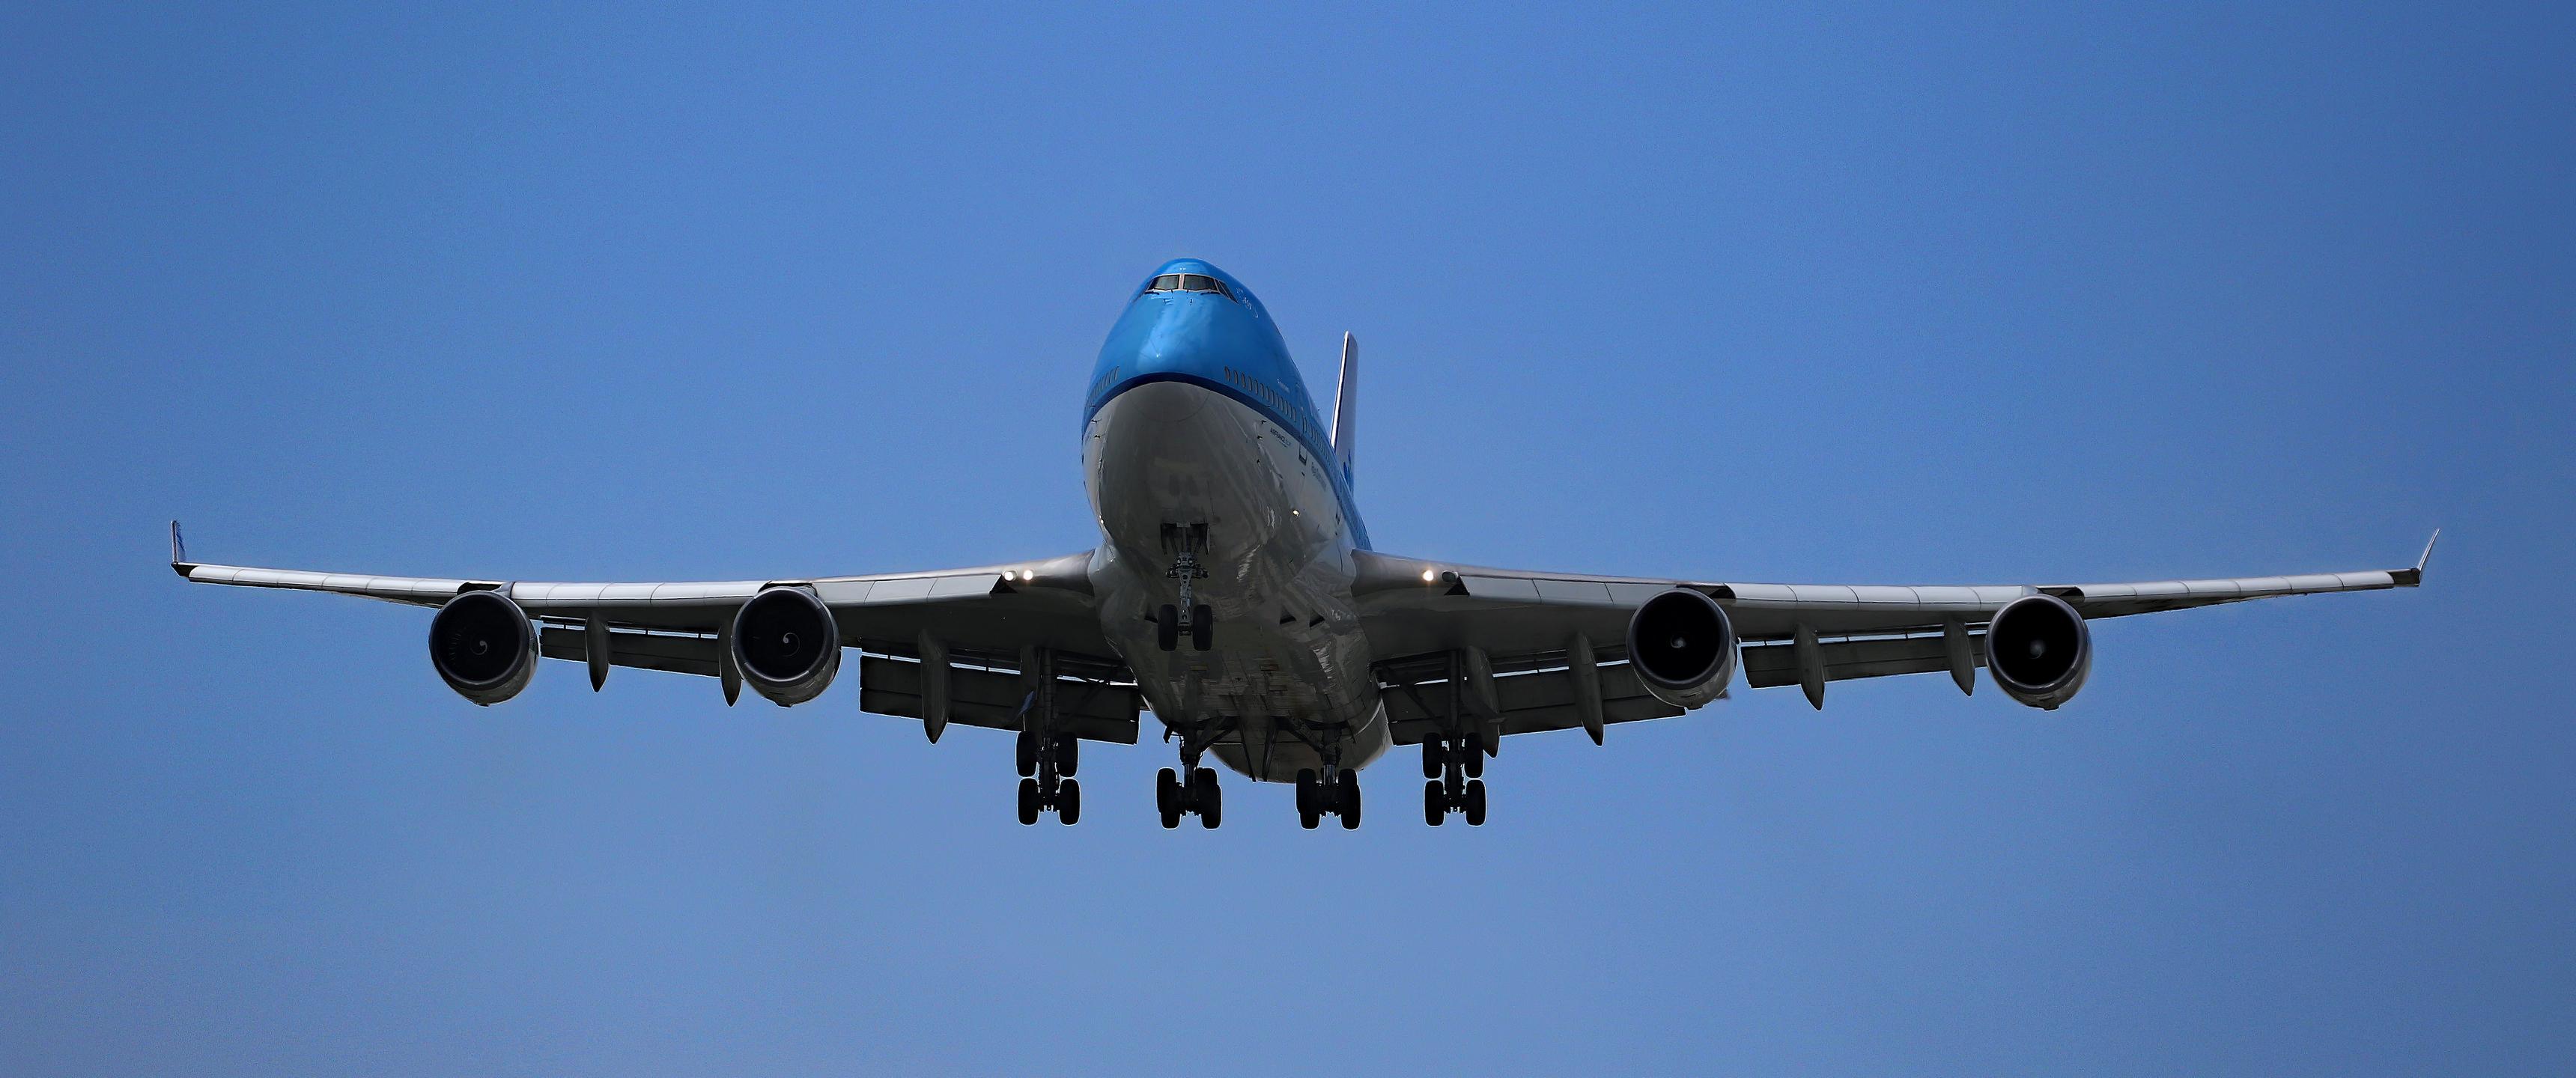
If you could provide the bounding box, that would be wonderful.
[171,258,2438,829]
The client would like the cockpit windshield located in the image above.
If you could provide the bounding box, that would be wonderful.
[1143,272,1236,300]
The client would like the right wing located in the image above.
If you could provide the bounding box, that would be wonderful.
[1352,535,2434,732]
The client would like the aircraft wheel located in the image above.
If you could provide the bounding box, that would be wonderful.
[1194,769,1222,828]
[1337,770,1361,829]
[1421,740,1442,779]
[1015,731,1038,777]
[1424,781,1445,826]
[1191,604,1213,651]
[1295,769,1319,816]
[1463,779,1486,826]
[1155,604,1179,651]
[1056,735,1079,778]
[1057,779,1081,825]
[1017,777,1040,825]
[1157,767,1181,823]
[1463,746,1484,779]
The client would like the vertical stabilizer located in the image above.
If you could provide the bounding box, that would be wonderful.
[1331,332,1358,485]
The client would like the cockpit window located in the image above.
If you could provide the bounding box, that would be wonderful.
[1143,272,1236,300]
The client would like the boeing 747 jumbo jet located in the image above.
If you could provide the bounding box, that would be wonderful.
[173,258,2437,829]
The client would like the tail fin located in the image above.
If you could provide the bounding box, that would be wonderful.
[1331,332,1357,485]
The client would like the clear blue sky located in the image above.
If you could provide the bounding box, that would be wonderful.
[4,3,2570,1074]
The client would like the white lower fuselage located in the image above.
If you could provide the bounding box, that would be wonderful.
[1083,380,1388,782]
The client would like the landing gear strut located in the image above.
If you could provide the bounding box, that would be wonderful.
[1420,736,1487,826]
[1015,729,1081,825]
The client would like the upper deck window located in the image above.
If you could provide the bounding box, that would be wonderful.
[1143,273,1236,300]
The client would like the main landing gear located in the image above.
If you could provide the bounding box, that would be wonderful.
[1421,737,1487,826]
[1156,766,1223,829]
[1296,767,1361,829]
[1015,730,1081,825]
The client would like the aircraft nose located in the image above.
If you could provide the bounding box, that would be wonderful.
[1120,304,1229,381]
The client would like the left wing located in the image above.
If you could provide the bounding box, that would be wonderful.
[1352,533,2435,728]
[168,524,1134,740]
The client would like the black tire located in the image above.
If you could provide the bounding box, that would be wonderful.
[1463,779,1486,826]
[1058,779,1080,825]
[1421,740,1442,780]
[1424,781,1445,826]
[1191,604,1213,651]
[1464,745,1485,779]
[1017,777,1040,825]
[1015,731,1038,778]
[1337,771,1361,829]
[1056,735,1079,778]
[1157,768,1180,820]
[1155,605,1179,651]
[1196,770,1222,828]
[1295,769,1319,816]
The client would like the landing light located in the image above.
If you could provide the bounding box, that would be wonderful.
[1421,568,1437,583]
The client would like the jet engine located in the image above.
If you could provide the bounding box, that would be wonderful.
[1626,588,1739,710]
[730,587,842,707]
[428,590,538,705]
[1985,594,2092,710]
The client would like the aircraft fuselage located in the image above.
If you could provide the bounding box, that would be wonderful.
[1081,260,1388,782]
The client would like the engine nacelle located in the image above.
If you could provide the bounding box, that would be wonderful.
[730,587,842,707]
[428,590,538,705]
[1986,594,2092,710]
[1626,588,1740,710]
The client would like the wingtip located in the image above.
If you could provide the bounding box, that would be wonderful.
[2392,529,2439,587]
[168,520,192,572]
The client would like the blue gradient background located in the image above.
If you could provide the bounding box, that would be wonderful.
[4,4,2569,1074]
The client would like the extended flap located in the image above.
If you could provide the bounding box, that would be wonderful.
[1739,631,1989,688]
[859,654,1140,745]
[540,626,722,677]
[1379,658,1681,745]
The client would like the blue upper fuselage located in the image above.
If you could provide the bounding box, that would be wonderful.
[1085,258,1369,549]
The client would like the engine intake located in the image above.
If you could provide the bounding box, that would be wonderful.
[428,590,538,705]
[1986,594,2091,710]
[1626,588,1739,710]
[730,587,841,707]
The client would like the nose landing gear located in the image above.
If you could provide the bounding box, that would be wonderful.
[1155,603,1212,653]
[1157,523,1213,653]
